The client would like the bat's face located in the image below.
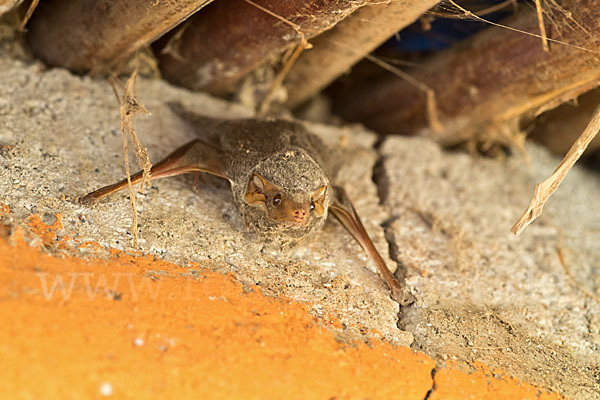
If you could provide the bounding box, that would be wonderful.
[243,173,328,230]
[238,148,330,239]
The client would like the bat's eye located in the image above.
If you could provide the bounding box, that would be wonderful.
[310,201,315,211]
[272,194,282,206]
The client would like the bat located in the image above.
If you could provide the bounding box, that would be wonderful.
[81,106,411,304]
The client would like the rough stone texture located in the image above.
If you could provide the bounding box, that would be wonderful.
[0,42,409,346]
[381,137,600,399]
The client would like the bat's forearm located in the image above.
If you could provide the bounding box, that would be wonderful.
[80,170,147,205]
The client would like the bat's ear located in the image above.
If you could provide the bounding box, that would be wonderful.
[244,174,269,205]
[312,185,328,217]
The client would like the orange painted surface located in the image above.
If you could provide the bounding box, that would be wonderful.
[430,362,561,400]
[25,213,66,246]
[0,210,563,399]
[1,226,434,399]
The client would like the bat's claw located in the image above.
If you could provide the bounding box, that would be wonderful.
[390,285,416,307]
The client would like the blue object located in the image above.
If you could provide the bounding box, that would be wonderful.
[385,0,520,52]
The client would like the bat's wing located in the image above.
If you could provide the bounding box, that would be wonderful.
[329,185,414,305]
[80,139,230,205]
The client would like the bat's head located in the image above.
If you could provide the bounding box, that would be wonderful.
[244,173,327,227]
[241,148,330,238]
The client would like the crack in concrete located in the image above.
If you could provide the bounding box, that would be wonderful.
[371,137,415,312]
[423,366,438,400]
[371,136,390,206]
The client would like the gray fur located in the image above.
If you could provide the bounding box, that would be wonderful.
[189,117,334,240]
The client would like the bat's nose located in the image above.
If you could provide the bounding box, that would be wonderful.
[293,209,307,223]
